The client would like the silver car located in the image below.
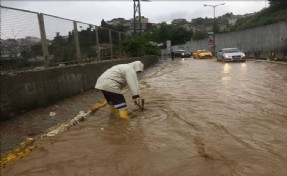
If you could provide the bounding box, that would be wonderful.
[217,48,246,62]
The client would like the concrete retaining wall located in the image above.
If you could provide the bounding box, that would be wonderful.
[163,21,287,60]
[0,56,158,120]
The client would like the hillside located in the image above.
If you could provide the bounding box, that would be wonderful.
[231,5,287,31]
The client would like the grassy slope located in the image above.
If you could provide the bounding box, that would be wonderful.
[232,5,287,31]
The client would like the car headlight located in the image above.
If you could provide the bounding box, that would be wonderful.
[242,53,245,57]
[224,54,231,58]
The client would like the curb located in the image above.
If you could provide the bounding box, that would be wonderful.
[267,60,287,65]
[0,138,36,171]
[42,100,107,137]
[250,59,287,65]
[0,100,107,170]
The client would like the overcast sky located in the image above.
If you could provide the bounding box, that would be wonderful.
[2,0,268,25]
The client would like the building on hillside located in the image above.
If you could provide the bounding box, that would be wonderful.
[135,16,149,30]
[16,36,41,46]
[107,18,127,25]
[24,36,41,43]
[129,16,149,31]
[192,25,207,32]
[220,12,256,27]
[107,18,131,28]
[146,23,157,32]
[240,13,255,18]
[1,36,41,59]
[107,16,149,32]
[1,39,21,58]
[181,23,194,31]
[228,18,238,26]
[217,19,228,31]
[154,23,165,29]
[172,19,189,25]
[205,25,213,32]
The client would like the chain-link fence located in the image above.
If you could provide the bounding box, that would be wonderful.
[0,6,43,71]
[0,6,127,72]
[44,14,77,66]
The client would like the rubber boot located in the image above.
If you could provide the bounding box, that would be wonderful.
[109,106,118,115]
[118,110,129,120]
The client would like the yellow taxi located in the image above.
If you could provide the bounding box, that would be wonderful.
[193,50,213,59]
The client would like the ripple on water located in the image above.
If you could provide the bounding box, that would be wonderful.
[141,108,171,123]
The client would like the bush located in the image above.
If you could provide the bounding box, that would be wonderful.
[121,34,160,57]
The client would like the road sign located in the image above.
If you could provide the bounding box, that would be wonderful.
[208,39,214,46]
[166,40,171,49]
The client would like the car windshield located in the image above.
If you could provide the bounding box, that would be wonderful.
[199,50,209,53]
[223,48,240,53]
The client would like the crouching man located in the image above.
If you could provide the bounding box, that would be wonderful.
[95,61,144,119]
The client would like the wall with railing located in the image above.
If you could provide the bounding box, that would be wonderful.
[0,55,158,121]
[0,5,128,72]
[0,6,159,120]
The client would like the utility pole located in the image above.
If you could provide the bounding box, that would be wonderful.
[133,0,141,34]
[133,0,149,35]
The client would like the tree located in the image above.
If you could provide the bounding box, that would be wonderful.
[48,32,75,63]
[148,22,192,47]
[191,17,206,25]
[121,33,160,57]
[170,25,193,45]
[268,0,287,7]
[30,43,43,58]
[78,27,97,59]
[101,19,107,27]
[213,21,220,33]
[192,31,207,40]
[230,4,287,31]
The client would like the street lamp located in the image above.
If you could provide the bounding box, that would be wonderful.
[203,3,225,54]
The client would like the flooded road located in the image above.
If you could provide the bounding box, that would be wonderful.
[3,58,287,176]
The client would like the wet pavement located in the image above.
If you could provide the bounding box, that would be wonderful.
[2,58,287,176]
[0,89,105,155]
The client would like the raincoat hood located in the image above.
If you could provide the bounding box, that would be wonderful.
[95,61,143,96]
[129,61,144,72]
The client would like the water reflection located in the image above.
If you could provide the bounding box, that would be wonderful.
[222,63,231,82]
[222,76,231,82]
[240,62,247,70]
[223,63,231,73]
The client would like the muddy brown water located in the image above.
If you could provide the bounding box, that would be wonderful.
[3,59,287,176]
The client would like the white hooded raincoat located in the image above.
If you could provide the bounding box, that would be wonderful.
[95,61,144,97]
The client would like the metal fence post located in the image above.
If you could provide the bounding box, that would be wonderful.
[118,32,122,59]
[95,27,100,61]
[37,13,50,67]
[73,21,81,63]
[109,29,113,60]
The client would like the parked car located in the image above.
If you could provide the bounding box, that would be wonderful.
[174,50,191,58]
[217,48,246,62]
[193,50,213,59]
